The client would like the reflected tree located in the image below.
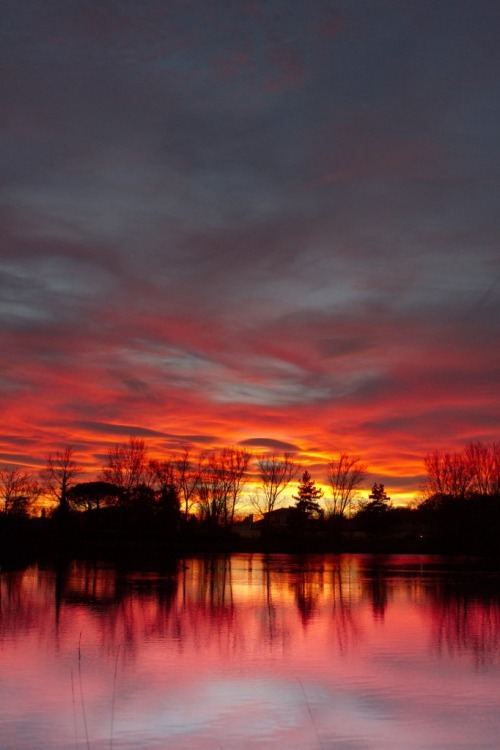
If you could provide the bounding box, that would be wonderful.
[363,565,389,620]
[430,580,500,666]
[291,570,322,626]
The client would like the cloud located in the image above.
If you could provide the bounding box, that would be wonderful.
[72,422,168,438]
[239,438,300,452]
[1,0,499,500]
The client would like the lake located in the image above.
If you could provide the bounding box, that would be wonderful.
[0,553,499,749]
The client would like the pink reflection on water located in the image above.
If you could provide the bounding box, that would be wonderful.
[0,555,500,749]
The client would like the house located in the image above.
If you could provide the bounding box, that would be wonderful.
[254,506,298,530]
[232,514,260,538]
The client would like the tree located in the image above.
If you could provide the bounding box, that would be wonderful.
[423,450,474,500]
[40,447,81,513]
[0,467,41,517]
[253,451,299,516]
[148,457,175,492]
[464,441,500,497]
[325,453,367,520]
[148,457,181,526]
[354,483,392,537]
[365,483,391,512]
[423,442,500,504]
[196,447,251,528]
[100,437,149,504]
[293,470,324,520]
[67,481,119,512]
[174,444,201,518]
[221,446,251,528]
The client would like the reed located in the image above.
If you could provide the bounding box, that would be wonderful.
[78,632,91,750]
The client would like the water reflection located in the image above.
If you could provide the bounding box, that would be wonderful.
[429,574,500,666]
[1,556,499,659]
[1,554,500,749]
[2,555,500,661]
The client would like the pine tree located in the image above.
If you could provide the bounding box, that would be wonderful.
[293,470,324,519]
[366,483,391,512]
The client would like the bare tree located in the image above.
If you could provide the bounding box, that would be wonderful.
[254,451,299,515]
[423,451,446,498]
[174,444,201,518]
[221,446,251,527]
[423,449,474,499]
[149,457,176,492]
[0,467,41,517]
[196,447,251,528]
[196,451,225,527]
[100,437,149,502]
[464,440,500,497]
[492,441,500,496]
[147,457,181,522]
[325,453,367,520]
[40,447,81,512]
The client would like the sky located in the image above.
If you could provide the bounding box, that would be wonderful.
[1,0,499,504]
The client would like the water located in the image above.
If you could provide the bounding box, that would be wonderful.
[1,554,499,750]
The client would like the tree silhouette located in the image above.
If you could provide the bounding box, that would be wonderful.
[196,447,250,529]
[354,483,392,539]
[325,452,367,520]
[424,441,500,501]
[293,470,324,520]
[67,481,119,512]
[366,483,391,511]
[0,467,41,517]
[253,451,299,515]
[40,447,81,514]
[148,458,181,528]
[100,437,149,505]
[424,450,474,500]
[174,444,201,518]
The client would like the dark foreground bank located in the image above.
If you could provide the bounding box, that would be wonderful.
[1,495,500,568]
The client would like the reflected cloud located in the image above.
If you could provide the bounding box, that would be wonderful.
[2,555,500,749]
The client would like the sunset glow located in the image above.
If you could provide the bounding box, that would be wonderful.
[2,1,499,508]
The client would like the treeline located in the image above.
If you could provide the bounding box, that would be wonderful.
[417,441,500,555]
[0,438,499,562]
[0,439,367,524]
[423,441,500,500]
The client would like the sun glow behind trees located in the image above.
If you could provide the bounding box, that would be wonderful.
[3,435,498,520]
